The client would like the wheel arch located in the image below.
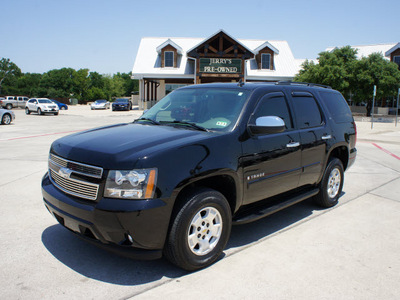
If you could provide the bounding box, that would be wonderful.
[327,145,349,170]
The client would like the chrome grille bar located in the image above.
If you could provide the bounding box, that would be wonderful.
[50,154,103,178]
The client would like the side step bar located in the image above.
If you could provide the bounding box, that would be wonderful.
[233,188,319,225]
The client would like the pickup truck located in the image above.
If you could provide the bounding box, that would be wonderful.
[41,82,357,271]
[0,96,29,109]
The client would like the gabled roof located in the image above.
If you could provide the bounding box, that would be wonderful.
[385,42,400,56]
[253,41,279,54]
[186,29,254,57]
[156,39,183,55]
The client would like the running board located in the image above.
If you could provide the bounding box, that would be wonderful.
[233,188,319,225]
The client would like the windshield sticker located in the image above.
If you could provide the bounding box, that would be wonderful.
[216,121,228,127]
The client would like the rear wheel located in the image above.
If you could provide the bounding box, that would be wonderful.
[164,188,232,271]
[6,104,12,110]
[1,113,11,125]
[314,158,344,208]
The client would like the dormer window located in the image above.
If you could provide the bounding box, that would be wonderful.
[261,53,271,70]
[165,51,174,68]
[394,56,400,68]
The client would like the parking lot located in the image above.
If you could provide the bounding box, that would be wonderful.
[1,106,400,299]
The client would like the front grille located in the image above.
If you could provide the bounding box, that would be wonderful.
[50,154,103,178]
[48,154,103,201]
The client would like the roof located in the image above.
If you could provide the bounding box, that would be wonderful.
[132,36,300,81]
[325,43,397,60]
[385,42,400,56]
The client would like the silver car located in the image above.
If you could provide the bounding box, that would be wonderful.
[91,99,110,110]
[0,108,15,125]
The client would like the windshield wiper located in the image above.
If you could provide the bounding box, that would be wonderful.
[166,120,209,132]
[134,118,161,125]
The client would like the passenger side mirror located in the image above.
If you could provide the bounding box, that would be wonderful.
[249,116,285,135]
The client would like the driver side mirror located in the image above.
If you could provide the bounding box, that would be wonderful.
[248,116,285,135]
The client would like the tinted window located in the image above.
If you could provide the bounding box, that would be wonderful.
[319,91,353,123]
[252,93,293,130]
[292,93,323,129]
[261,53,271,69]
[165,52,174,67]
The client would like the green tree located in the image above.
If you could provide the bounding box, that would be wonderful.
[352,53,400,116]
[295,46,358,97]
[0,58,22,94]
[72,68,90,102]
[40,68,75,98]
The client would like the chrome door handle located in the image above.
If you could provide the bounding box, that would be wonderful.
[286,142,300,148]
[322,135,332,140]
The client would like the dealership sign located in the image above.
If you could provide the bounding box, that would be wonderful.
[199,58,242,74]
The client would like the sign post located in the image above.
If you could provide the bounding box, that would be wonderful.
[371,85,376,129]
[396,88,399,127]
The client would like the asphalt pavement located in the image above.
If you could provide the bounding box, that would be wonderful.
[0,106,399,299]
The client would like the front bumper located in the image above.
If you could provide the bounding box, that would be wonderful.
[41,172,172,260]
[112,105,129,111]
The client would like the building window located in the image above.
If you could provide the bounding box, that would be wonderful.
[394,56,400,69]
[164,51,174,67]
[261,53,271,70]
[165,84,187,95]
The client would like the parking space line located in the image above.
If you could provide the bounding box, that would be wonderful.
[0,129,86,141]
[372,143,400,160]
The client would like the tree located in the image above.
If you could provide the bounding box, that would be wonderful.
[0,58,22,94]
[295,46,358,97]
[352,53,400,116]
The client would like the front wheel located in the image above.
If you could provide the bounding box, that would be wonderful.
[37,108,43,115]
[25,107,30,114]
[164,188,232,271]
[6,104,12,110]
[314,158,344,208]
[1,113,11,125]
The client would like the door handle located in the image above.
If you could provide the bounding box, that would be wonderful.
[322,135,332,140]
[286,142,300,148]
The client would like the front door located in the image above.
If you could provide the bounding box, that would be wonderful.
[241,92,302,205]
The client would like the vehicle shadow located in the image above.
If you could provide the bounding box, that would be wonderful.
[41,225,187,285]
[42,196,339,285]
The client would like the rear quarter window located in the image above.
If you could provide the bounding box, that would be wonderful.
[319,91,353,123]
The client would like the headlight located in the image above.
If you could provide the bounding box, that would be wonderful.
[104,168,157,199]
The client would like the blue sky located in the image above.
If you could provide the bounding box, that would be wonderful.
[2,0,399,74]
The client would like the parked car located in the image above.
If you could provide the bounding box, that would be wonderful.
[0,108,15,125]
[0,96,29,109]
[52,100,68,110]
[112,98,132,111]
[91,100,110,110]
[41,82,357,271]
[25,98,59,115]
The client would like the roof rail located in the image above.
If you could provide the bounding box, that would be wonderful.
[275,81,332,89]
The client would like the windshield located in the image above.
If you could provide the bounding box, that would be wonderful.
[38,99,52,104]
[116,99,128,103]
[95,100,107,104]
[140,88,250,132]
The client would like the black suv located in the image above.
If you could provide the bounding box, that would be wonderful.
[42,82,357,270]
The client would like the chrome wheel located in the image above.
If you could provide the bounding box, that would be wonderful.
[327,167,341,198]
[2,114,11,125]
[187,206,223,256]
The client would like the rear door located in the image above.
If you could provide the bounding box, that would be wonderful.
[241,92,302,205]
[290,91,331,186]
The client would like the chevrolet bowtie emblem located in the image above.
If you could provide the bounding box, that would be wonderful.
[59,167,73,179]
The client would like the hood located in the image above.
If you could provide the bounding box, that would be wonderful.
[50,123,211,169]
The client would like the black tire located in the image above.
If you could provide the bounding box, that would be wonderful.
[314,158,344,208]
[61,107,66,110]
[54,112,59,115]
[164,188,232,271]
[38,108,43,115]
[25,107,30,115]
[6,104,12,110]
[1,113,11,125]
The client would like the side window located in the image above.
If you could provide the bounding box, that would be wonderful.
[251,93,293,130]
[319,91,353,123]
[292,92,323,129]
[261,53,271,70]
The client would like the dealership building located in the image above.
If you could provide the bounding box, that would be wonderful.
[131,30,303,108]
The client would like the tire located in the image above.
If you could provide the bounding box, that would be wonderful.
[61,107,66,110]
[164,188,232,271]
[1,113,11,125]
[25,108,30,115]
[314,158,344,208]
[6,104,12,110]
[37,108,43,115]
[54,112,59,115]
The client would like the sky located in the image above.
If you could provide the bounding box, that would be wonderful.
[2,0,399,75]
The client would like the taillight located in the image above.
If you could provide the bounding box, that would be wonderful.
[354,122,357,145]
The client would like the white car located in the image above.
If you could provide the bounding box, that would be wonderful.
[25,98,59,115]
[0,108,15,125]
[91,99,110,110]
